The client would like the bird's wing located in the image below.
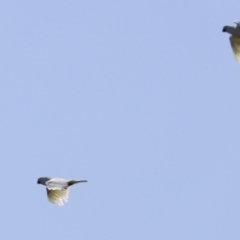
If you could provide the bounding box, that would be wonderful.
[46,178,69,189]
[46,188,69,206]
[229,36,240,64]
[234,21,240,27]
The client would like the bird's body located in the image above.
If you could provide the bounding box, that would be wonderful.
[223,21,240,64]
[37,177,87,206]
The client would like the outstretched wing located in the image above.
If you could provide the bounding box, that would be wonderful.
[229,36,240,64]
[234,21,240,27]
[46,188,69,206]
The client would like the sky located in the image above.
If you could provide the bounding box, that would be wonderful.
[1,0,240,239]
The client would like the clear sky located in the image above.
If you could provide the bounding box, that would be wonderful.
[1,1,240,239]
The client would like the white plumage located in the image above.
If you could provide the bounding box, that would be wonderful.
[37,177,87,206]
[223,21,240,64]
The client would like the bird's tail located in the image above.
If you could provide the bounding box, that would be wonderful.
[68,180,88,186]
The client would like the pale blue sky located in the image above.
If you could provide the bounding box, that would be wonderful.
[1,1,240,239]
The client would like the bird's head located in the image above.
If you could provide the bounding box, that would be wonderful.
[37,177,51,185]
[222,26,227,32]
[222,25,240,37]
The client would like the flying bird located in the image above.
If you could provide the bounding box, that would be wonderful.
[223,21,240,64]
[37,177,87,206]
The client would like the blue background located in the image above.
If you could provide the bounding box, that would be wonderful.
[1,1,240,239]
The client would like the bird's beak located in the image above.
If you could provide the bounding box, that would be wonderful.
[222,26,227,32]
[37,179,40,184]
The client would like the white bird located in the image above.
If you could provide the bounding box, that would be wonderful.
[223,21,240,64]
[37,177,87,206]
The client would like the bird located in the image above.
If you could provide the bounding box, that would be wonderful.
[223,21,240,64]
[37,177,87,206]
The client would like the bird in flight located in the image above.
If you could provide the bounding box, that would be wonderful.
[37,177,87,206]
[223,21,240,64]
